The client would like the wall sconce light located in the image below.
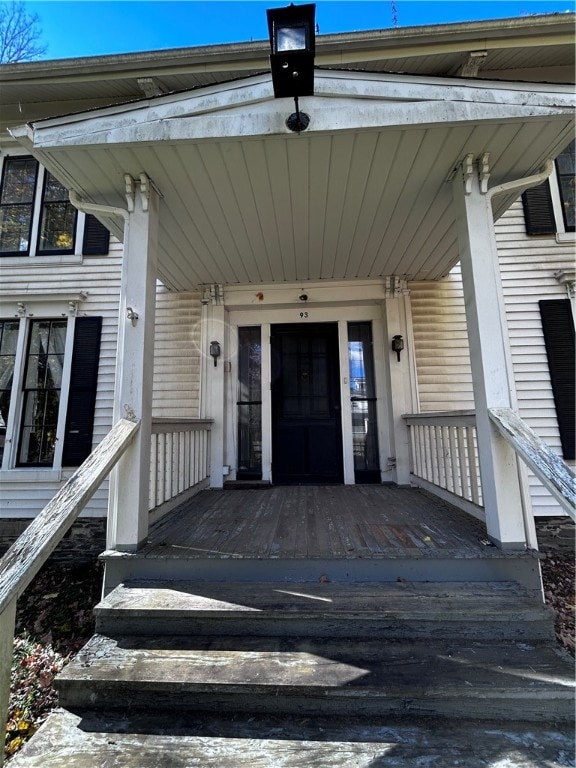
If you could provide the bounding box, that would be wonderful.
[267,3,316,133]
[392,334,404,361]
[210,340,221,367]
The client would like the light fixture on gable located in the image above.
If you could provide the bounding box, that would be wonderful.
[266,3,316,133]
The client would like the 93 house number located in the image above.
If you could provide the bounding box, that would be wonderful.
[299,311,309,319]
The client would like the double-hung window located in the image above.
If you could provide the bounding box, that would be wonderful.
[0,154,110,258]
[0,313,102,471]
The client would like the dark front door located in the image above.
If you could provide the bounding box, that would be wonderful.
[271,323,343,484]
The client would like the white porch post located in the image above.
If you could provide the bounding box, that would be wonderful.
[107,176,159,551]
[452,156,527,549]
[382,286,416,486]
[204,286,226,489]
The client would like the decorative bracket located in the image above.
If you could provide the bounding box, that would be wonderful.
[385,276,409,299]
[139,173,151,212]
[478,152,490,194]
[209,284,224,306]
[124,174,135,212]
[554,269,576,298]
[462,154,475,195]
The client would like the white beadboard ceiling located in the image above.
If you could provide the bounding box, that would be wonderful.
[15,72,575,291]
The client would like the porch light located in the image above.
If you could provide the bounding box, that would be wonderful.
[391,334,404,362]
[210,340,221,367]
[266,3,316,132]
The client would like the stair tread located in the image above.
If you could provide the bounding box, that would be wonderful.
[59,633,574,695]
[9,708,576,768]
[97,579,547,618]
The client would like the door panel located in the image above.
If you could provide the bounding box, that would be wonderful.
[271,323,343,484]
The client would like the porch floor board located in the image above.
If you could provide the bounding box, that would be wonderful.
[141,486,503,561]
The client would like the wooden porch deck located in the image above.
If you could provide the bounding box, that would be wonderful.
[142,485,502,561]
[103,485,541,595]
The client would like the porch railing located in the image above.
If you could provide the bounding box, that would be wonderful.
[149,418,212,514]
[489,407,576,521]
[0,418,140,767]
[403,410,484,520]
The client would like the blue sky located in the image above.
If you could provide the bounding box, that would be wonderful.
[26,1,575,60]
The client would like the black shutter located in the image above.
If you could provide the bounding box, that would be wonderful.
[539,299,575,460]
[522,181,556,236]
[82,214,110,255]
[62,317,102,466]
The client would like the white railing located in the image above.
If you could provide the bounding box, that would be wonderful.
[489,407,576,521]
[0,418,140,767]
[403,410,484,519]
[149,418,212,514]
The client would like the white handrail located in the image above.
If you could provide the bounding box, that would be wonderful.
[0,418,140,766]
[489,407,576,521]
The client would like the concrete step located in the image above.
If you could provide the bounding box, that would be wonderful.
[56,633,575,722]
[95,579,555,641]
[8,708,576,767]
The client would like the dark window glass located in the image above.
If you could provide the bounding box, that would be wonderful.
[348,322,380,483]
[0,320,19,462]
[237,326,262,478]
[0,156,38,255]
[38,172,76,253]
[18,320,67,466]
[555,141,575,232]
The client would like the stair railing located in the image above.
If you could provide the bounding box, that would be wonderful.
[0,418,140,767]
[489,407,576,521]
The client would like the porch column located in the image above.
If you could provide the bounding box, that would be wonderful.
[107,176,159,551]
[203,286,226,488]
[452,155,527,549]
[382,285,417,486]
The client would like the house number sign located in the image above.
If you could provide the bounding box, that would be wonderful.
[299,311,309,319]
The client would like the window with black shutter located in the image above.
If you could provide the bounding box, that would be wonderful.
[82,214,110,255]
[62,317,102,466]
[539,299,575,461]
[522,181,556,236]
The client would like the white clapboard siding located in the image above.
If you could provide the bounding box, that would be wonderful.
[496,200,575,516]
[410,201,574,517]
[152,287,202,419]
[410,265,474,413]
[0,240,123,518]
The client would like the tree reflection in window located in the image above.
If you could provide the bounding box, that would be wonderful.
[18,320,67,466]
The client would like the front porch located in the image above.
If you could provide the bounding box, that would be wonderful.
[102,485,542,592]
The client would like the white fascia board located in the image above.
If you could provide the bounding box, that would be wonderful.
[10,71,575,149]
[19,100,574,149]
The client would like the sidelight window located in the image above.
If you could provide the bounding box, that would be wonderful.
[348,322,380,483]
[237,326,262,478]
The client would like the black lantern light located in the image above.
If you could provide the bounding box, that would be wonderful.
[266,3,316,132]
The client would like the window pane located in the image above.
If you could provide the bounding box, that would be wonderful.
[0,204,32,253]
[18,319,67,466]
[348,322,380,482]
[0,320,19,463]
[237,403,262,477]
[38,172,76,253]
[237,327,262,478]
[0,157,37,204]
[0,157,37,255]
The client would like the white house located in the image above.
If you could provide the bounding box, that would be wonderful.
[0,12,574,560]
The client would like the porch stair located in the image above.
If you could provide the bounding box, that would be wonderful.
[9,579,575,767]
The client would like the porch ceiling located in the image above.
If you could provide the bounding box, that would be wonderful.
[13,72,575,292]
